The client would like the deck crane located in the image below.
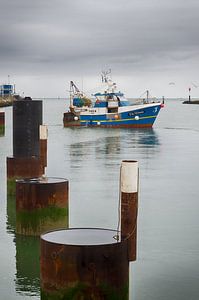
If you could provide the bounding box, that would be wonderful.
[69,81,92,108]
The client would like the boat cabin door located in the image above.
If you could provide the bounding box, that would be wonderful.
[107,96,119,113]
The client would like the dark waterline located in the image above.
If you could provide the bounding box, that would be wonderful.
[0,99,199,299]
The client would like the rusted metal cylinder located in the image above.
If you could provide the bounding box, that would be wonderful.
[120,160,139,262]
[0,109,5,136]
[39,125,48,169]
[40,228,129,300]
[13,99,42,158]
[7,98,44,195]
[16,177,69,236]
[7,156,43,196]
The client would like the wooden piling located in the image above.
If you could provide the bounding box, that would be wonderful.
[16,177,69,236]
[0,109,5,136]
[120,160,139,261]
[40,228,129,300]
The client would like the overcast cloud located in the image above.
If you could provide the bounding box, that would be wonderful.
[0,0,199,97]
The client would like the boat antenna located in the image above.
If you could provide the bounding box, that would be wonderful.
[81,77,84,94]
[101,69,112,83]
[146,90,149,100]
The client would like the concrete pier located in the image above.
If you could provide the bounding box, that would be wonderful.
[183,100,199,104]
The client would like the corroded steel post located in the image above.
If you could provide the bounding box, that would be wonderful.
[16,177,69,236]
[39,125,48,171]
[40,228,129,300]
[0,109,5,136]
[13,99,42,157]
[7,98,43,195]
[7,156,43,195]
[120,160,139,261]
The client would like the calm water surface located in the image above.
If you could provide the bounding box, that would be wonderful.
[0,99,199,299]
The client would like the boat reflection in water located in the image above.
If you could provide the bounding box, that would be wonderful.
[95,128,160,156]
[68,128,160,166]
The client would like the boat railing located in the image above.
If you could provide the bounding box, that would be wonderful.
[129,98,160,106]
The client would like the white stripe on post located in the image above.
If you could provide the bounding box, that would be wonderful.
[40,125,48,140]
[121,160,138,193]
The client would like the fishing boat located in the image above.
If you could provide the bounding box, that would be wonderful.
[63,72,164,128]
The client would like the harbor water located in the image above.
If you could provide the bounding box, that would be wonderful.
[0,98,199,299]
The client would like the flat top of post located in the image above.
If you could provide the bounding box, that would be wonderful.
[41,228,120,246]
[16,177,68,184]
[122,160,138,164]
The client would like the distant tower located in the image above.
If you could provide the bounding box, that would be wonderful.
[0,75,14,96]
[1,84,13,96]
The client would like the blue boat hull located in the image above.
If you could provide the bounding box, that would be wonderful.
[63,104,162,128]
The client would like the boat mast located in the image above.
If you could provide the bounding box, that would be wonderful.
[101,69,111,83]
[69,81,73,107]
[146,90,149,102]
[69,81,81,107]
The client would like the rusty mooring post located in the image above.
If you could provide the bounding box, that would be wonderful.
[40,228,129,300]
[40,124,48,172]
[120,160,139,261]
[16,177,69,236]
[0,109,5,136]
[7,98,44,195]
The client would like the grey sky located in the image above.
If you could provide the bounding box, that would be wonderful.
[0,0,199,98]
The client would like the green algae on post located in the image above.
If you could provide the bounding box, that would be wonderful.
[16,177,69,236]
[16,206,68,236]
[40,228,129,300]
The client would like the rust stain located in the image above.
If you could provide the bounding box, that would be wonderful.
[40,234,129,298]
[7,157,43,179]
[121,192,138,261]
[16,180,68,211]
